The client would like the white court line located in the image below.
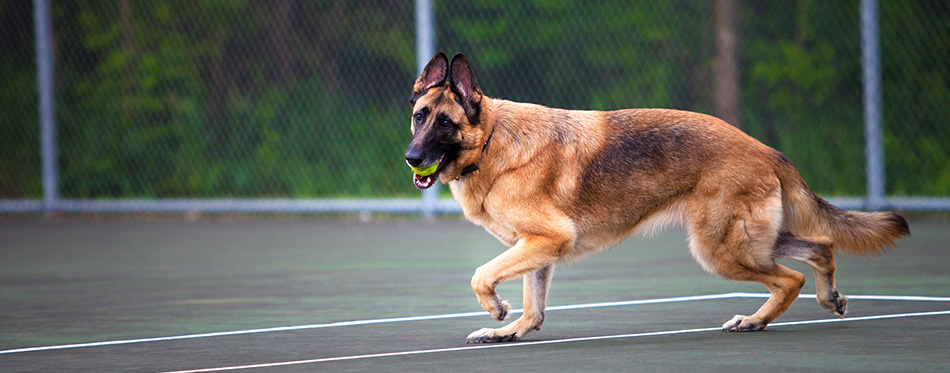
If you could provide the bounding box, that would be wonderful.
[2,292,949,355]
[0,292,738,355]
[160,309,950,373]
[727,292,950,302]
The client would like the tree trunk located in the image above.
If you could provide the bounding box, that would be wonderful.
[205,29,230,153]
[714,0,742,130]
[267,0,295,87]
[120,0,134,123]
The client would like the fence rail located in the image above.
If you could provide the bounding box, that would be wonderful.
[2,0,948,215]
[4,197,950,215]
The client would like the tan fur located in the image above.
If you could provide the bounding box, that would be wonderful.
[406,53,909,343]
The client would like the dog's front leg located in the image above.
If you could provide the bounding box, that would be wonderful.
[466,234,568,343]
[466,264,555,344]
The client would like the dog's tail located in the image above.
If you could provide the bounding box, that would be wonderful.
[773,152,909,255]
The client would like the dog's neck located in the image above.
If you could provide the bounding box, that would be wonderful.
[455,97,498,179]
[459,125,494,177]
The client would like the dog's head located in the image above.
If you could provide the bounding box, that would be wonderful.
[406,52,488,189]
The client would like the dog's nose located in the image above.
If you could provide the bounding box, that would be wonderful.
[405,148,425,167]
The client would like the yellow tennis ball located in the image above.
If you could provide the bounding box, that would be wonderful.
[410,161,439,176]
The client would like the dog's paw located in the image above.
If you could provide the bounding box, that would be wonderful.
[465,328,519,344]
[721,315,766,332]
[491,300,511,322]
[818,291,848,318]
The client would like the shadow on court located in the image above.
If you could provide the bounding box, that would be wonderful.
[1,218,948,371]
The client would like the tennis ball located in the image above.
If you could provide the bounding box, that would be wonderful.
[410,161,439,176]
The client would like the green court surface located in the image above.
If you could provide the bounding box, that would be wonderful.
[1,218,948,371]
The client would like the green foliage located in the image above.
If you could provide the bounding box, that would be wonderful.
[879,1,950,196]
[0,0,40,198]
[47,0,416,198]
[0,53,40,198]
[1,0,948,200]
[441,1,711,111]
[742,1,864,195]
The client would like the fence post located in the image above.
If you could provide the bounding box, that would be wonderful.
[35,0,58,215]
[416,0,438,218]
[861,0,885,211]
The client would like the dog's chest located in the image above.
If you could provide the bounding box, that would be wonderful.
[449,179,519,247]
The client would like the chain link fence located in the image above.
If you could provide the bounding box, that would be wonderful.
[1,0,948,213]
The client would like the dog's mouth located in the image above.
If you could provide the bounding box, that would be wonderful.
[412,154,446,190]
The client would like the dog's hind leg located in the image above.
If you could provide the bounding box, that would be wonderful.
[688,183,805,332]
[774,232,848,317]
[466,264,554,343]
[718,263,805,332]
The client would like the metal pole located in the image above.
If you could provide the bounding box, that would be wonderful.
[416,0,438,218]
[35,0,58,215]
[861,0,885,211]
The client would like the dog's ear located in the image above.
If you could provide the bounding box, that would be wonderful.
[449,52,482,102]
[449,53,483,122]
[414,52,448,96]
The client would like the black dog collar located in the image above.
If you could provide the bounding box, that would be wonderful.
[459,127,495,178]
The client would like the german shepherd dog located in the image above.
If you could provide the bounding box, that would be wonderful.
[405,52,909,344]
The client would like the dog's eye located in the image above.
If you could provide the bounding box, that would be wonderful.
[414,113,423,123]
[441,119,451,127]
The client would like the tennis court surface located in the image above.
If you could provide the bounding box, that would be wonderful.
[1,218,948,371]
